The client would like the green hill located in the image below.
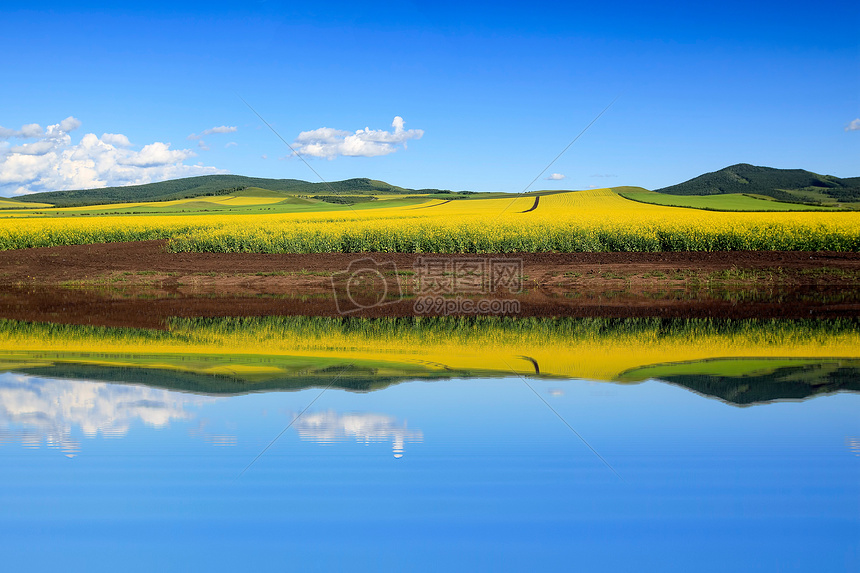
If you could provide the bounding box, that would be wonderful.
[11,175,426,207]
[655,164,860,205]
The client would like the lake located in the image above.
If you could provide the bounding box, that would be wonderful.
[0,316,857,571]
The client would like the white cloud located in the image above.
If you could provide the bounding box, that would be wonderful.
[7,119,79,157]
[846,118,860,132]
[545,173,566,180]
[224,141,238,148]
[0,122,44,140]
[20,123,44,138]
[188,125,238,139]
[292,116,423,159]
[204,125,237,135]
[197,140,210,151]
[9,139,60,156]
[261,154,268,160]
[59,116,82,132]
[101,133,131,147]
[118,141,196,167]
[0,117,223,195]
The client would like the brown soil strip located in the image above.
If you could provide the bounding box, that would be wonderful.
[0,284,855,330]
[521,196,540,213]
[2,240,860,284]
[1,241,859,328]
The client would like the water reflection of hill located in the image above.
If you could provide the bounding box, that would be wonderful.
[626,360,860,405]
[11,359,860,406]
[11,363,437,394]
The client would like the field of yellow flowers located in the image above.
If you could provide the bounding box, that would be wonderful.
[1,189,858,252]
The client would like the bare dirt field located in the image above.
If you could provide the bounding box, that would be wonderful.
[1,240,858,327]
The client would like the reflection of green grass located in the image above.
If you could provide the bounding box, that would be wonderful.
[669,270,696,280]
[798,267,860,280]
[708,267,769,282]
[601,271,629,280]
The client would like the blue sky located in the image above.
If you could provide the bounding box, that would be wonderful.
[1,1,858,195]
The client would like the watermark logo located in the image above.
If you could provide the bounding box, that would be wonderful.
[331,256,523,315]
[331,258,404,314]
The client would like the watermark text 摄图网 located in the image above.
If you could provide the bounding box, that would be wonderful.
[413,256,523,296]
[412,256,522,315]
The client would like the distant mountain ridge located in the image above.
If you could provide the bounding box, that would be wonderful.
[10,164,860,208]
[655,163,860,204]
[11,175,448,208]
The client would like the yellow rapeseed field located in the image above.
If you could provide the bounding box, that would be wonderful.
[1,189,858,252]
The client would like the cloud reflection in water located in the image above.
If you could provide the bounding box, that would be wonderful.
[0,373,209,456]
[294,410,423,458]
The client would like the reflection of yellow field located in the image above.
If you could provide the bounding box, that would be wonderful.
[1,317,857,382]
[3,188,858,252]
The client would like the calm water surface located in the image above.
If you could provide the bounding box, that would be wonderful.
[0,370,857,572]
